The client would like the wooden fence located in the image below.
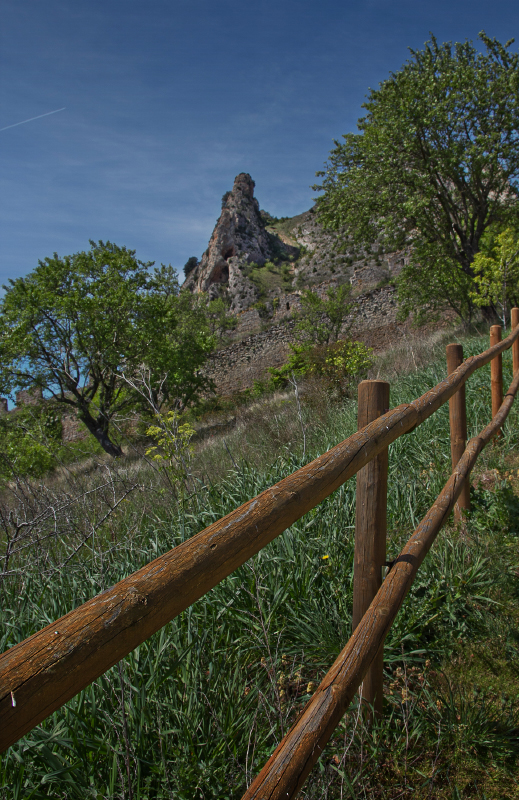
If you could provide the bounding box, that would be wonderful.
[2,311,519,799]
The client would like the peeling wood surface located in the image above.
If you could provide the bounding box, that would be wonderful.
[241,367,519,800]
[1,324,518,753]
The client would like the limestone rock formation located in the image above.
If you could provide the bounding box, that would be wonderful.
[184,173,407,321]
[184,173,297,312]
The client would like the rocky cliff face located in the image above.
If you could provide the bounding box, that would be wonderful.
[185,173,408,322]
[184,173,298,312]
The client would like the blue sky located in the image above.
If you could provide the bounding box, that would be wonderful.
[1,0,518,285]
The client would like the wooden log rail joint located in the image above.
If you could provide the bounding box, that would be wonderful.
[1,317,519,799]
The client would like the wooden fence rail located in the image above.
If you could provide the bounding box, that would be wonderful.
[1,319,519,795]
[242,353,519,800]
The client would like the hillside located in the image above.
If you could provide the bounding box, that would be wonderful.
[2,328,519,799]
[181,173,427,397]
[184,173,408,314]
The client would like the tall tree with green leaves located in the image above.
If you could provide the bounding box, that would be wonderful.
[295,283,352,345]
[0,243,214,457]
[314,33,519,323]
[143,264,215,411]
[207,297,238,339]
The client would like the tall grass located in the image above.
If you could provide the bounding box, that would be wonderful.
[2,329,519,798]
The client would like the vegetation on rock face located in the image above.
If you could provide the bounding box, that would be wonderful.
[242,259,294,300]
[0,243,215,457]
[315,33,519,323]
[207,296,238,339]
[182,256,198,277]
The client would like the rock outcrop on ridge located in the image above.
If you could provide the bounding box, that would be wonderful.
[184,173,298,312]
[184,173,409,318]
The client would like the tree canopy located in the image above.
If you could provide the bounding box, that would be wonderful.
[0,242,214,457]
[314,33,519,322]
[295,284,352,345]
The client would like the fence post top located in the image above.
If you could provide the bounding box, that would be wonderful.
[358,379,390,388]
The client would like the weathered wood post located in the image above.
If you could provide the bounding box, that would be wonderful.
[512,308,519,374]
[446,344,469,520]
[353,379,389,719]
[490,325,503,426]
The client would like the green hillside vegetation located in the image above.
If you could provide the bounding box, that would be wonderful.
[266,213,307,247]
[2,327,519,799]
[242,259,294,299]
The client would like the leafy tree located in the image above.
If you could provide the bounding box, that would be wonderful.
[207,297,238,338]
[314,33,519,322]
[470,227,519,327]
[295,283,352,344]
[0,242,214,457]
[143,267,215,411]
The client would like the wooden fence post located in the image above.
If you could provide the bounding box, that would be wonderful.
[490,325,503,425]
[512,308,519,374]
[353,379,389,719]
[446,344,469,520]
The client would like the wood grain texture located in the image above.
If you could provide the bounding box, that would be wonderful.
[353,380,389,717]
[1,324,519,752]
[491,325,503,423]
[242,367,519,800]
[446,344,469,520]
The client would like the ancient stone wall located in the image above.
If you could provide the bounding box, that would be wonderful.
[15,387,43,407]
[61,414,88,443]
[205,285,399,396]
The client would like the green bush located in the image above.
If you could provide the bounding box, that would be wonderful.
[268,339,373,396]
[0,405,62,480]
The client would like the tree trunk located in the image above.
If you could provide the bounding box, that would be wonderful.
[77,410,123,457]
[480,304,499,324]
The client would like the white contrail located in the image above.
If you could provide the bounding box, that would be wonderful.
[0,107,66,132]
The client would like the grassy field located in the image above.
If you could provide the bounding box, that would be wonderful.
[1,328,519,799]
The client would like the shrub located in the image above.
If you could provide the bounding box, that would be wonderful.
[0,405,62,481]
[146,410,195,493]
[268,339,373,397]
[183,256,198,277]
